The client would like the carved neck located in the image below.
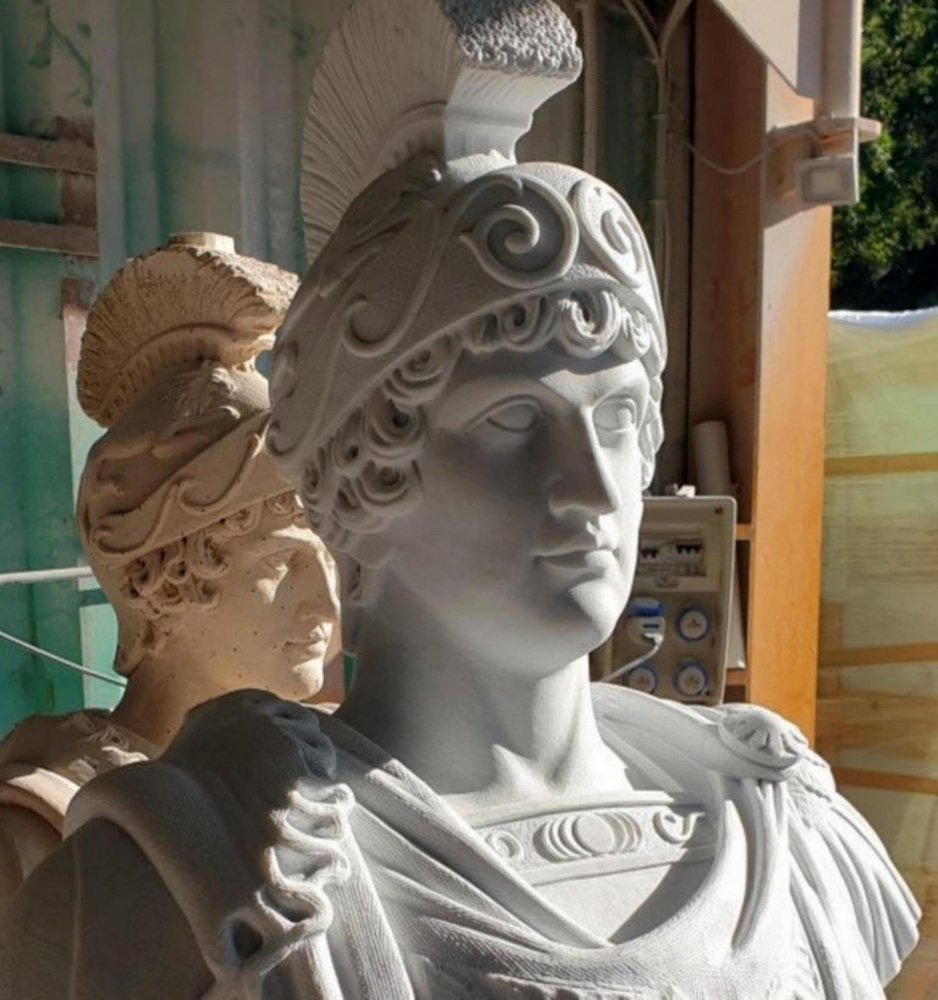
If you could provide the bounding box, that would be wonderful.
[336,583,631,815]
[110,648,237,750]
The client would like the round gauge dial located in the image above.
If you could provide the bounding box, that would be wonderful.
[676,607,710,642]
[627,666,658,694]
[674,660,709,699]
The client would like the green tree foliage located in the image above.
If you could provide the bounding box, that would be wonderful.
[832,0,938,309]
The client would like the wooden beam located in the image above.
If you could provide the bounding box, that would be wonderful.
[744,85,831,742]
[691,2,830,740]
[825,452,938,476]
[820,641,938,669]
[834,767,938,798]
[688,0,762,524]
[0,219,98,258]
[0,131,96,175]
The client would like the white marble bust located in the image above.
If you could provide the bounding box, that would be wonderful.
[0,236,338,913]
[0,2,918,998]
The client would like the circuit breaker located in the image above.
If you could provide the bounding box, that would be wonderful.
[593,496,737,706]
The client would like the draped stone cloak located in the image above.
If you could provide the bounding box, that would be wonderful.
[0,686,919,999]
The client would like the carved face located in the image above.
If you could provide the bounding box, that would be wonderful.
[120,501,339,700]
[203,506,339,699]
[380,339,649,668]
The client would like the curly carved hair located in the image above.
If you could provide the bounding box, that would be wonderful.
[299,288,664,604]
[116,491,305,675]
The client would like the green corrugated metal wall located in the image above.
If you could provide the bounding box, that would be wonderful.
[0,0,95,733]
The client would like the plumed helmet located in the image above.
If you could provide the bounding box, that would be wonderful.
[77,234,299,572]
[269,0,666,586]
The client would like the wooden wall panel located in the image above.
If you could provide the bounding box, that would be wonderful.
[747,181,830,740]
[819,310,938,996]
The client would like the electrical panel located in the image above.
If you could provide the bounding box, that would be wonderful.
[593,496,737,707]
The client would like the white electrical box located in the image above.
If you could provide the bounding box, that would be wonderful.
[594,496,737,706]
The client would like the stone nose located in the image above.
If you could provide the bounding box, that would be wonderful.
[297,602,320,623]
[298,586,340,623]
[547,414,619,519]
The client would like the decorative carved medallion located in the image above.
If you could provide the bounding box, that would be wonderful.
[477,799,714,884]
[717,705,809,769]
[533,811,641,864]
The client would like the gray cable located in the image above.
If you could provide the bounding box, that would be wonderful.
[0,627,126,689]
[0,566,95,586]
[606,632,665,683]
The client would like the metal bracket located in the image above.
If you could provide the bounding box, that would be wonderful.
[0,130,98,257]
[767,115,882,206]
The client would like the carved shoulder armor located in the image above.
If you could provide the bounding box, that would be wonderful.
[66,691,356,997]
[594,685,920,989]
[594,684,821,786]
[710,701,921,987]
[712,703,838,808]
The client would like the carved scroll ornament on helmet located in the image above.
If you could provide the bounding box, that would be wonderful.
[268,159,667,487]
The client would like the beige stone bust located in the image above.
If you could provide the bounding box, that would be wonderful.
[0,235,339,912]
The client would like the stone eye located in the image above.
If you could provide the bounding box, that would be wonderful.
[487,400,541,433]
[595,397,638,434]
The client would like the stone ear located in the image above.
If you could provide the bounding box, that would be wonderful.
[115,613,160,677]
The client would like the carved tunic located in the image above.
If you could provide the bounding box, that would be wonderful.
[0,687,918,999]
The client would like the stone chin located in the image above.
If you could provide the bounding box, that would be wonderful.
[536,556,634,655]
[283,660,327,702]
[438,549,634,673]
